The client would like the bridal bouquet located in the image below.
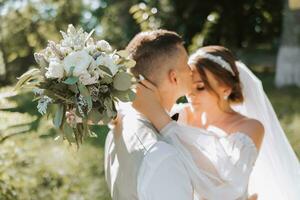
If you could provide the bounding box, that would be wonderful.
[15,24,136,146]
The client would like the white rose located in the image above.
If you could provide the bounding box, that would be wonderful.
[74,45,83,51]
[96,40,112,52]
[63,50,93,76]
[96,53,120,76]
[79,72,98,85]
[45,58,64,79]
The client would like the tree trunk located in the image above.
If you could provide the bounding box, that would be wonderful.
[275,0,300,87]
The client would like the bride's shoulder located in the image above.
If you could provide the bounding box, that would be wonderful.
[238,118,264,135]
[235,117,265,149]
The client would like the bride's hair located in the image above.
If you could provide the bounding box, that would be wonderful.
[189,45,244,103]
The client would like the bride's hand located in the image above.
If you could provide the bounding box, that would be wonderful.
[133,79,172,131]
[133,79,161,112]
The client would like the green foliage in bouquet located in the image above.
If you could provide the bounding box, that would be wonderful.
[15,24,136,148]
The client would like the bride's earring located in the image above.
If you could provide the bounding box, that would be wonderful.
[223,95,228,100]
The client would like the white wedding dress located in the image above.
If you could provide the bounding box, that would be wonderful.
[162,104,258,200]
[160,61,300,200]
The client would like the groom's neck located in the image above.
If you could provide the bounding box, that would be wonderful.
[161,100,173,113]
[158,85,178,113]
[160,94,177,113]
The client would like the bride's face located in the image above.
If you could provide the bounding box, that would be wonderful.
[187,64,227,110]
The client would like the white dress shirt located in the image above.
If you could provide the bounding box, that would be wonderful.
[104,103,193,200]
[138,141,193,200]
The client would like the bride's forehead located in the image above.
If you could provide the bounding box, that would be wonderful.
[191,65,201,81]
[191,66,219,86]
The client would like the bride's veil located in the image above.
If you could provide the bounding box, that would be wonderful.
[231,61,300,199]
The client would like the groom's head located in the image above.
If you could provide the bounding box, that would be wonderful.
[126,29,192,100]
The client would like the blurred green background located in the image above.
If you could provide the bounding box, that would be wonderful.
[0,0,299,199]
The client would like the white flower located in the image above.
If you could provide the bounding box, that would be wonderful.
[63,50,93,76]
[85,44,96,54]
[74,45,83,51]
[34,53,48,68]
[78,72,98,85]
[60,24,88,50]
[37,96,52,115]
[85,38,96,53]
[59,46,72,55]
[43,47,55,62]
[79,61,102,85]
[96,53,120,76]
[67,24,77,35]
[96,40,112,52]
[88,60,104,77]
[45,58,64,79]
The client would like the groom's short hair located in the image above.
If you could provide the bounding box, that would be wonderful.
[126,29,184,84]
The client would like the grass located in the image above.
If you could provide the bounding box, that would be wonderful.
[0,71,299,199]
[0,89,112,200]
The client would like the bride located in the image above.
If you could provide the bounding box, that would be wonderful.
[132,46,300,199]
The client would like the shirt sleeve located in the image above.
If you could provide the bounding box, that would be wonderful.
[138,141,193,200]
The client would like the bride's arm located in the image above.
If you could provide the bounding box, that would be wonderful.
[134,80,260,199]
[132,80,174,131]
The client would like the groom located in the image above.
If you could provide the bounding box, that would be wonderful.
[104,29,194,199]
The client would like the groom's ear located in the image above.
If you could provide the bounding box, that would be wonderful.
[168,69,178,84]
